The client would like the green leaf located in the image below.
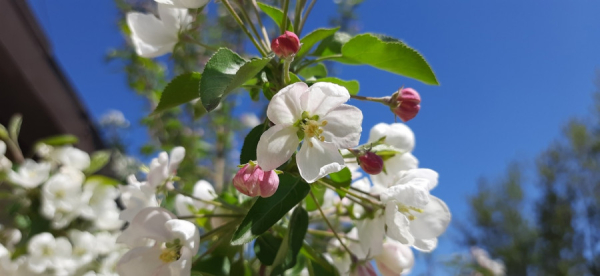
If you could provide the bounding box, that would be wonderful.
[240,125,268,164]
[304,184,325,212]
[328,167,352,198]
[36,135,79,146]
[341,34,438,85]
[152,72,202,114]
[193,255,230,276]
[193,100,208,119]
[85,175,120,187]
[313,77,359,95]
[289,72,302,84]
[0,124,8,140]
[272,207,309,275]
[8,114,22,142]
[296,27,340,58]
[84,151,111,175]
[298,63,328,80]
[257,2,293,32]
[300,243,340,276]
[310,32,358,64]
[231,174,310,245]
[200,49,272,111]
[254,233,282,266]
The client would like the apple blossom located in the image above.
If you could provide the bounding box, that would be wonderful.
[271,31,301,58]
[27,233,75,275]
[147,147,186,189]
[471,247,506,276]
[233,162,279,198]
[257,82,363,183]
[367,123,418,191]
[126,4,192,58]
[68,230,98,268]
[155,0,210,9]
[80,179,123,230]
[175,179,217,216]
[8,159,51,188]
[116,207,200,276]
[49,146,90,171]
[40,168,85,229]
[375,239,415,276]
[119,175,159,223]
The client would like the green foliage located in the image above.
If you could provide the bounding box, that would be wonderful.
[35,135,79,146]
[341,34,439,85]
[300,243,341,276]
[305,184,326,212]
[85,175,121,187]
[327,167,352,198]
[152,72,202,114]
[200,49,273,111]
[231,174,310,245]
[298,64,328,80]
[8,114,22,142]
[192,255,231,276]
[272,207,309,275]
[313,77,359,95]
[296,27,340,59]
[257,2,294,32]
[311,32,354,62]
[240,124,267,164]
[83,150,111,175]
[254,233,283,266]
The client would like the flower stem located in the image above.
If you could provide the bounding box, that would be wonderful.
[317,179,385,209]
[293,0,307,34]
[177,214,244,220]
[251,0,271,49]
[221,0,268,56]
[4,139,23,164]
[280,0,291,33]
[307,228,359,242]
[350,94,392,105]
[234,0,269,51]
[310,190,354,257]
[282,57,292,85]
[298,0,317,35]
[172,188,245,213]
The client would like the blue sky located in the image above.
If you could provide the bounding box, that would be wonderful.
[28,0,600,273]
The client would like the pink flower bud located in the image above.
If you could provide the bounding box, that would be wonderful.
[358,152,384,175]
[271,31,301,58]
[351,262,377,276]
[233,163,279,198]
[393,88,421,122]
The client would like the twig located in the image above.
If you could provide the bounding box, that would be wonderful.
[310,190,353,256]
[172,188,245,213]
[280,0,290,33]
[221,0,268,56]
[298,0,317,35]
[251,0,271,49]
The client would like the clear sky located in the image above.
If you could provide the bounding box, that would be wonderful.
[27,0,600,274]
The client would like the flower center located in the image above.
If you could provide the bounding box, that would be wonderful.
[159,239,182,263]
[397,203,424,221]
[296,112,328,147]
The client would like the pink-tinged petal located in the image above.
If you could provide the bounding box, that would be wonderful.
[321,104,363,149]
[256,125,299,171]
[164,220,200,254]
[367,123,415,154]
[296,138,345,183]
[117,207,176,248]
[259,170,279,198]
[375,239,414,276]
[300,82,350,117]
[384,202,414,245]
[412,238,438,253]
[267,82,308,125]
[409,196,451,240]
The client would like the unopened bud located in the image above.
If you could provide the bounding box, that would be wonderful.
[392,88,421,122]
[271,31,301,58]
[233,163,279,198]
[358,152,384,175]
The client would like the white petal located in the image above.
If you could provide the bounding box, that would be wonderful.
[321,104,363,149]
[300,82,350,117]
[157,3,189,33]
[397,168,438,190]
[0,141,6,156]
[192,180,217,201]
[164,219,200,253]
[256,125,299,171]
[380,179,431,208]
[409,196,451,240]
[384,202,414,245]
[174,194,195,217]
[370,153,418,189]
[116,246,168,276]
[267,82,308,125]
[356,214,385,257]
[169,146,186,173]
[375,239,415,276]
[297,138,345,183]
[412,238,438,252]
[126,12,176,58]
[155,0,210,9]
[367,123,415,153]
[117,207,177,247]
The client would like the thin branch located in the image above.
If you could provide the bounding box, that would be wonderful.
[251,0,271,49]
[293,0,307,33]
[172,188,246,213]
[280,0,290,34]
[310,190,353,256]
[234,0,269,51]
[298,0,317,35]
[177,214,244,220]
[221,0,268,56]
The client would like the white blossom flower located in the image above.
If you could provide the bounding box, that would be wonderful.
[49,146,90,171]
[27,233,75,275]
[375,239,414,276]
[8,159,51,188]
[98,250,124,276]
[240,113,261,128]
[471,247,506,276]
[116,207,200,276]
[155,0,210,9]
[99,110,130,128]
[95,232,123,255]
[68,230,98,268]
[0,141,12,172]
[147,147,185,189]
[80,179,123,230]
[0,243,19,275]
[119,175,159,223]
[126,4,192,58]
[257,82,363,183]
[367,123,418,191]
[175,180,217,216]
[40,168,85,229]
